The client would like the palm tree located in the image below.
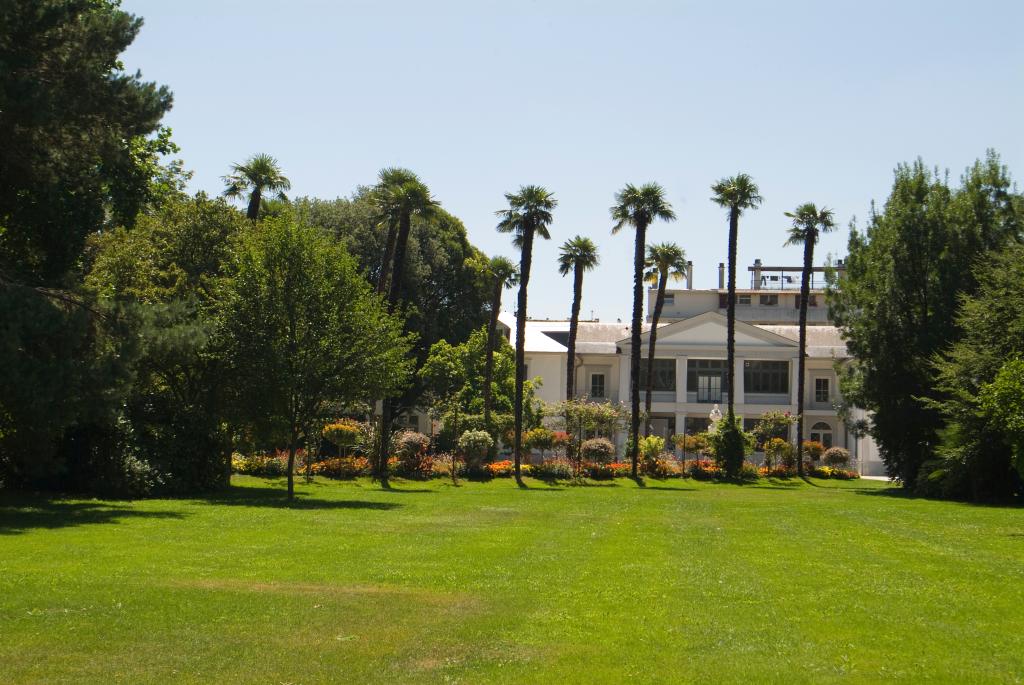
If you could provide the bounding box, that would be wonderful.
[496,185,557,482]
[642,242,687,435]
[557,236,600,401]
[710,174,763,422]
[373,168,438,305]
[611,183,676,478]
[785,202,836,476]
[222,154,291,220]
[372,168,439,483]
[481,255,519,450]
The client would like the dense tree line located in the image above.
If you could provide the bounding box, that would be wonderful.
[829,152,1024,500]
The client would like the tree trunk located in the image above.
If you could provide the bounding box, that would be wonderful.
[377,210,412,485]
[387,212,412,307]
[514,226,535,483]
[286,431,297,500]
[629,222,648,478]
[483,277,502,458]
[566,265,584,401]
[644,274,667,436]
[246,188,262,221]
[726,209,739,419]
[795,235,814,476]
[376,219,398,294]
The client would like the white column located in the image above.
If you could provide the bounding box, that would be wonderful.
[675,355,688,403]
[790,357,800,411]
[617,353,630,405]
[733,356,745,414]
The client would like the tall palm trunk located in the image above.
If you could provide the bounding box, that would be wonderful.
[628,221,648,477]
[376,220,398,294]
[795,235,814,476]
[246,188,262,221]
[482,277,503,458]
[377,210,413,484]
[387,212,413,306]
[644,274,668,436]
[513,226,535,483]
[726,209,739,418]
[565,265,584,401]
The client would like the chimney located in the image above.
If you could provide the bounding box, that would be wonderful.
[686,261,693,289]
[753,258,763,291]
[718,263,725,289]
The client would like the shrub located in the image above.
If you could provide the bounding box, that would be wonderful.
[643,453,682,479]
[708,416,754,478]
[232,452,291,477]
[551,430,570,450]
[810,465,859,480]
[585,462,631,480]
[529,459,573,481]
[322,419,362,456]
[687,459,720,480]
[524,427,555,457]
[801,440,825,461]
[823,446,851,467]
[673,432,711,457]
[765,437,796,469]
[580,437,615,463]
[310,456,368,479]
[458,430,494,468]
[638,435,665,461]
[760,464,796,478]
[394,431,431,478]
[738,461,761,482]
[486,459,515,477]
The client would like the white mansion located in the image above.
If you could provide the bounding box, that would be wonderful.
[497,259,885,476]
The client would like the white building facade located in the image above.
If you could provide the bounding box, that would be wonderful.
[500,259,885,476]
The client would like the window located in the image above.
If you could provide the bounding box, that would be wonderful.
[718,294,751,307]
[684,417,711,435]
[688,359,726,402]
[810,421,833,448]
[590,373,606,398]
[663,294,675,306]
[815,377,830,403]
[638,359,676,391]
[744,360,789,394]
[397,414,420,432]
[795,294,818,308]
[759,294,779,306]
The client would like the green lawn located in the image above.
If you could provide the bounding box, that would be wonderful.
[1,476,1021,684]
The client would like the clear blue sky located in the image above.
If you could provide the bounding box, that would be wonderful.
[122,0,1023,321]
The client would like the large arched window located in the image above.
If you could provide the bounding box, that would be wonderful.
[810,421,833,448]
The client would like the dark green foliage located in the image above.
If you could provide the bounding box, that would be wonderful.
[420,328,540,451]
[829,152,1023,488]
[925,244,1024,500]
[0,290,137,488]
[709,415,754,479]
[218,215,414,497]
[83,194,246,493]
[0,0,173,284]
[294,194,491,413]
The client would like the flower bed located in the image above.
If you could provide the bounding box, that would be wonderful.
[310,456,369,479]
[810,465,860,480]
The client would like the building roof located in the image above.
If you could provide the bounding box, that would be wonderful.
[758,325,848,358]
[499,312,847,358]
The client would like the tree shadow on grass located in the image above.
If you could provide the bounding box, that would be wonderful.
[0,497,185,535]
[851,486,1022,508]
[187,483,402,510]
[640,485,698,492]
